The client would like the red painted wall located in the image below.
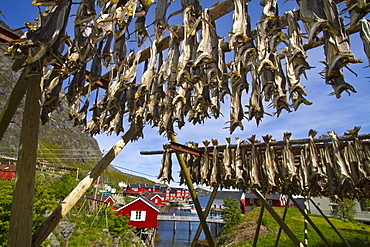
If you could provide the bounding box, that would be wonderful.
[115,199,158,229]
[0,171,14,180]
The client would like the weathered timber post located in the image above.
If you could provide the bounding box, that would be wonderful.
[169,134,215,247]
[32,124,140,247]
[309,198,351,247]
[289,195,332,247]
[8,74,42,247]
[274,197,291,247]
[0,69,27,141]
[253,190,304,247]
[191,184,218,247]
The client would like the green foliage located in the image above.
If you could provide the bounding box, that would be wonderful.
[107,209,135,239]
[332,198,358,221]
[0,180,13,247]
[48,173,79,200]
[217,206,370,247]
[221,196,243,234]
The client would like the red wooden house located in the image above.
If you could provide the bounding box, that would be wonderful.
[165,187,190,201]
[115,197,159,229]
[242,192,287,212]
[83,195,116,206]
[144,193,166,206]
[0,164,16,180]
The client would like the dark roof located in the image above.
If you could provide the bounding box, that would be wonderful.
[244,192,283,200]
[83,195,114,203]
[143,192,165,200]
[215,191,243,200]
[0,164,16,172]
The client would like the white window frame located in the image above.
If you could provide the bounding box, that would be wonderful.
[130,211,146,221]
[250,198,254,204]
[268,200,273,205]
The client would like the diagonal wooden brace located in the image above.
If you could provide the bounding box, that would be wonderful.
[253,190,304,247]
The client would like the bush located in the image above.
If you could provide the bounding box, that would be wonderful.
[221,196,243,234]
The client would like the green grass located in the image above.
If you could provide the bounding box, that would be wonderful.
[217,207,370,246]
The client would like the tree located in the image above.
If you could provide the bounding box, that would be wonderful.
[221,196,243,233]
[332,198,357,221]
[107,209,135,238]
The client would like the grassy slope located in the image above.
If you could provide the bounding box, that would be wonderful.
[217,207,370,246]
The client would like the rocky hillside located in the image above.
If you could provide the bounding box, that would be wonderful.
[0,21,155,185]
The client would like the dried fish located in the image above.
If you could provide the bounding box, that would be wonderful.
[210,139,220,186]
[248,135,261,189]
[235,137,245,187]
[200,140,210,185]
[328,131,356,199]
[158,144,173,182]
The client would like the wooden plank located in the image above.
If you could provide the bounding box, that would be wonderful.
[309,198,351,247]
[253,190,304,247]
[289,195,333,247]
[191,184,219,247]
[31,124,140,247]
[8,74,42,247]
[170,134,215,247]
[274,197,291,247]
[0,69,27,140]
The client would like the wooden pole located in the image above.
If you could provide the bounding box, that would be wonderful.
[32,124,140,247]
[274,197,291,247]
[169,134,215,247]
[303,197,309,246]
[253,199,265,247]
[0,69,27,140]
[309,198,351,247]
[191,184,219,247]
[253,190,304,247]
[289,195,333,247]
[8,74,42,247]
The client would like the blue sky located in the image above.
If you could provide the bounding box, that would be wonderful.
[1,1,370,186]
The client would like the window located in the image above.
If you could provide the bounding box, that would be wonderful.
[250,198,254,204]
[155,199,158,203]
[268,200,273,205]
[130,211,146,221]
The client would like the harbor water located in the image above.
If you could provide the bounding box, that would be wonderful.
[156,195,223,247]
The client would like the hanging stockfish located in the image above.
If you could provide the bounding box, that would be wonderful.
[210,139,220,186]
[218,37,231,103]
[235,137,246,188]
[94,2,115,40]
[154,0,169,42]
[177,2,200,84]
[285,10,312,111]
[227,0,250,133]
[159,31,180,136]
[102,33,113,69]
[158,144,173,182]
[200,140,210,185]
[359,19,370,66]
[247,63,264,125]
[319,142,340,198]
[299,147,309,195]
[134,3,150,47]
[223,137,233,186]
[328,131,356,199]
[248,135,261,189]
[307,130,328,197]
[74,0,96,25]
[41,72,66,124]
[322,0,362,98]
[191,142,202,184]
[180,142,195,185]
[270,53,290,116]
[296,0,328,43]
[343,0,370,33]
[258,0,279,102]
[89,41,103,82]
[281,132,300,193]
[262,135,281,192]
[67,63,87,104]
[344,127,370,196]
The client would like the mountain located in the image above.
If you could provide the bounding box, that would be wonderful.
[0,21,156,185]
